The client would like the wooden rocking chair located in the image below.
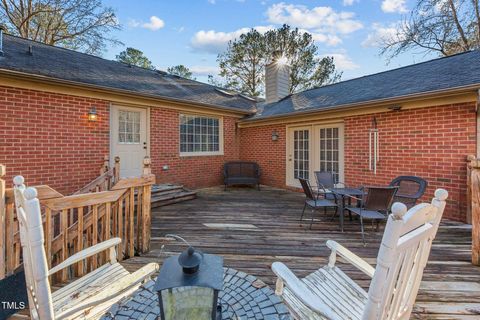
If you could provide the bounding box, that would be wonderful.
[272,188,448,320]
[13,176,159,320]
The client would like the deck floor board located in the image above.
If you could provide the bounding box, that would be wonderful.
[122,186,480,319]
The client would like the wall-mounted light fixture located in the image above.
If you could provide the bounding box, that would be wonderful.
[271,130,279,141]
[88,107,98,121]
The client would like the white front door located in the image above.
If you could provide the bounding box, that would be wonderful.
[286,123,344,188]
[111,105,148,178]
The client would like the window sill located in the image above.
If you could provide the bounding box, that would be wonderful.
[180,152,224,157]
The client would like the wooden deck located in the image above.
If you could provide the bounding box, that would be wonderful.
[122,186,480,319]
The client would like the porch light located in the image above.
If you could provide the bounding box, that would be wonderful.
[272,130,279,141]
[88,107,98,121]
[155,235,223,320]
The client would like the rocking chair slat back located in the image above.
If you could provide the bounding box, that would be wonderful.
[362,189,448,320]
[13,176,54,320]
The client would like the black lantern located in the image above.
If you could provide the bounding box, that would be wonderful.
[154,240,223,320]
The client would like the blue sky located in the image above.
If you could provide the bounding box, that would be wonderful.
[102,0,436,83]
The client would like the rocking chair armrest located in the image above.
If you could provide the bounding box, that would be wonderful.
[55,262,159,319]
[271,262,342,320]
[49,238,122,276]
[326,240,375,278]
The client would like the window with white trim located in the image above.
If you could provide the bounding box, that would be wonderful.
[180,114,222,155]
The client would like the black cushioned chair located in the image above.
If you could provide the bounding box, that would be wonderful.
[389,176,428,208]
[224,161,261,190]
[346,186,398,244]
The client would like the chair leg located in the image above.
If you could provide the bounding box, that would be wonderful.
[310,209,314,230]
[300,203,307,221]
[360,216,366,246]
[331,206,338,221]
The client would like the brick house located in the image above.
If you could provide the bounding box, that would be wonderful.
[1,32,479,222]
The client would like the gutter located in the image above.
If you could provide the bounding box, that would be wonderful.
[240,83,480,124]
[0,69,255,116]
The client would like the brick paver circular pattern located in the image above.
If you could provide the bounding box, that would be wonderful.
[101,268,292,320]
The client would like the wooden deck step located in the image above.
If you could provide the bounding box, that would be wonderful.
[150,184,197,207]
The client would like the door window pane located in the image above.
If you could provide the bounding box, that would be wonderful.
[118,110,141,144]
[293,129,309,180]
[319,127,340,183]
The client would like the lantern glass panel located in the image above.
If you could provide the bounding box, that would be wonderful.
[160,287,215,320]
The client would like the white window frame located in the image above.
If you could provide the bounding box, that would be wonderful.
[179,113,224,157]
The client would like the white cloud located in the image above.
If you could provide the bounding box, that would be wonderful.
[208,0,216,4]
[266,2,363,34]
[381,0,408,13]
[189,65,220,76]
[362,22,404,47]
[191,26,274,54]
[322,53,359,70]
[142,16,165,31]
[128,16,165,31]
[343,0,358,6]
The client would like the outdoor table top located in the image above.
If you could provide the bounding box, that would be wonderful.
[100,267,292,320]
[330,187,364,196]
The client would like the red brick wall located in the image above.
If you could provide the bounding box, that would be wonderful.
[238,102,477,222]
[0,85,242,193]
[149,108,240,188]
[239,124,286,188]
[0,86,110,194]
[344,102,476,222]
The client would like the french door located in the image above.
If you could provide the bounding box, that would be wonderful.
[286,124,344,188]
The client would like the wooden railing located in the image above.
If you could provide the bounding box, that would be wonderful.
[0,157,155,281]
[74,156,120,194]
[467,155,480,266]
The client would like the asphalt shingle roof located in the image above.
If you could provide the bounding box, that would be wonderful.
[251,50,480,120]
[1,34,480,120]
[0,34,256,113]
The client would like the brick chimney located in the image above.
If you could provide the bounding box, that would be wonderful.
[265,51,290,104]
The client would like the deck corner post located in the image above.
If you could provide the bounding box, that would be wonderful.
[0,164,5,279]
[468,156,480,265]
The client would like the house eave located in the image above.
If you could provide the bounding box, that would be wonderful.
[0,68,255,116]
[239,84,480,127]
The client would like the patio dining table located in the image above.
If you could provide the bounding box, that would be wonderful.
[330,187,364,232]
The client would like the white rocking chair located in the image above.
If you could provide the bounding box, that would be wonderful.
[13,176,159,320]
[272,188,448,320]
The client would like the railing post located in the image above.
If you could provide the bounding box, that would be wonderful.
[114,156,120,183]
[100,155,110,175]
[467,155,475,224]
[141,156,152,253]
[0,164,5,279]
[468,156,480,265]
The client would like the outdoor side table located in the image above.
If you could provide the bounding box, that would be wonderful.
[330,187,364,232]
[101,267,292,320]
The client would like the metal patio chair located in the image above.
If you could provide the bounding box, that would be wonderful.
[299,178,338,229]
[389,175,428,208]
[346,186,398,244]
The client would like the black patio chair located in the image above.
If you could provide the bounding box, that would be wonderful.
[345,186,398,245]
[315,171,352,220]
[389,176,428,208]
[299,178,338,229]
[314,171,346,191]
